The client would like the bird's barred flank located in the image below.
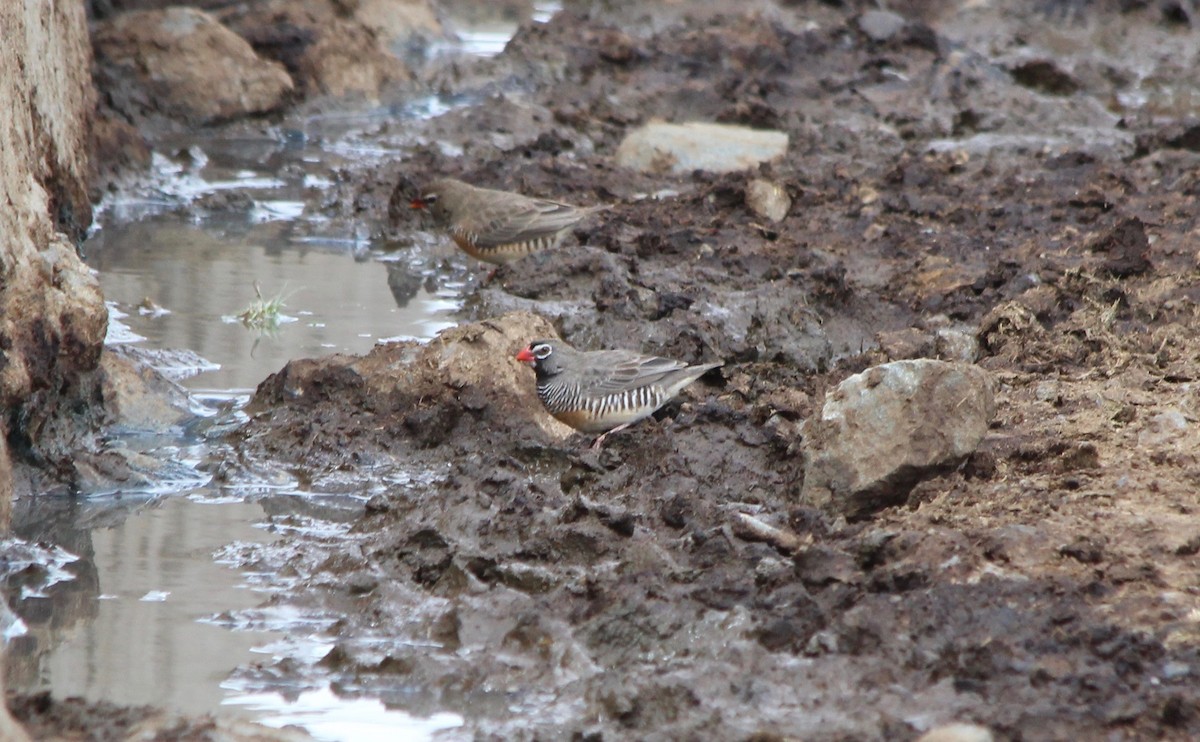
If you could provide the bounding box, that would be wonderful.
[538,381,665,420]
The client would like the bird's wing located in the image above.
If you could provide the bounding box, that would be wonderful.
[582,351,698,396]
[469,198,591,248]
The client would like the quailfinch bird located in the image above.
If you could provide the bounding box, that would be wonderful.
[515,339,722,448]
[410,178,609,266]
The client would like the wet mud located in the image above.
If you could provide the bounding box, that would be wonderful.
[226,1,1200,739]
[26,0,1200,738]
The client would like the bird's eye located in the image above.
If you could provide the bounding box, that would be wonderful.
[423,193,438,204]
[534,344,552,359]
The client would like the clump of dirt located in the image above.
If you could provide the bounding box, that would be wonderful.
[70,0,1200,738]
[8,691,310,741]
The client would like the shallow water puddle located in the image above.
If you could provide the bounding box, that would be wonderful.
[90,215,461,391]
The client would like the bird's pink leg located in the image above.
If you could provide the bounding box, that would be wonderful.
[591,423,632,450]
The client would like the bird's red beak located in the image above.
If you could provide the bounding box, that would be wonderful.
[515,347,536,364]
[410,197,427,210]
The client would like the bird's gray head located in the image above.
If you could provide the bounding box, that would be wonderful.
[515,340,565,379]
[411,178,469,224]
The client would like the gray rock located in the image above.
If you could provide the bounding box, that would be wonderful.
[800,360,995,518]
[616,122,789,175]
[1137,408,1190,448]
[858,10,907,42]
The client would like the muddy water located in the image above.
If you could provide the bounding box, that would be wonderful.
[5,4,559,739]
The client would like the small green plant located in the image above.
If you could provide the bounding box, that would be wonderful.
[237,282,295,330]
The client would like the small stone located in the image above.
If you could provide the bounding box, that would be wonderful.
[745,179,792,222]
[363,494,394,514]
[934,329,978,363]
[1138,409,1190,448]
[1162,661,1191,679]
[916,723,994,742]
[1009,59,1080,96]
[616,121,789,175]
[803,629,840,656]
[856,185,880,205]
[1034,380,1061,403]
[858,10,907,42]
[345,572,379,595]
[754,555,792,584]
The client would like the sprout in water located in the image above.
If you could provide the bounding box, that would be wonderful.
[236,282,297,331]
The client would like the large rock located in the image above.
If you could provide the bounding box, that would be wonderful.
[222,0,434,99]
[354,0,442,48]
[93,7,294,125]
[800,360,995,519]
[0,1,106,736]
[616,121,789,175]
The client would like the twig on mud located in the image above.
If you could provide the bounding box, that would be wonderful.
[730,512,806,554]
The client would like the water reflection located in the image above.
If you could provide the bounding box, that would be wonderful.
[387,262,427,309]
[6,496,283,716]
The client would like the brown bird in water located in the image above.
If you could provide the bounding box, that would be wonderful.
[410,178,609,266]
[515,339,722,449]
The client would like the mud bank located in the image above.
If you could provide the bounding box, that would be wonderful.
[214,0,1200,739]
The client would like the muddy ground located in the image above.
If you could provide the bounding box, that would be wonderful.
[19,0,1200,739]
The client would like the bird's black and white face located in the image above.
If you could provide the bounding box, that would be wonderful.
[516,340,562,377]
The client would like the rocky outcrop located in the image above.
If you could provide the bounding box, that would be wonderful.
[221,0,438,99]
[0,1,108,493]
[92,7,294,126]
[0,6,105,740]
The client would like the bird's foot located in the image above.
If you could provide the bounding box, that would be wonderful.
[590,423,632,450]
